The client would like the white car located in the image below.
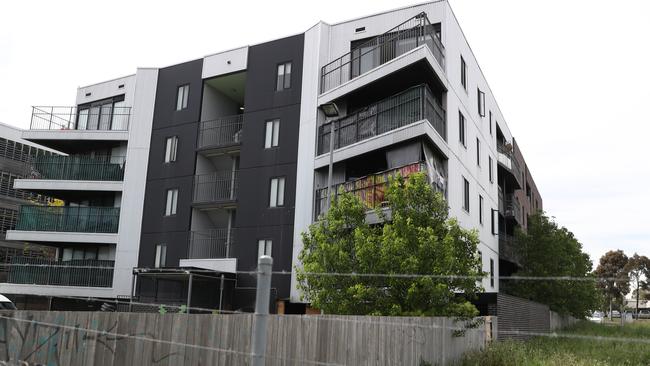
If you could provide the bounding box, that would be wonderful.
[588,311,604,323]
[0,295,16,310]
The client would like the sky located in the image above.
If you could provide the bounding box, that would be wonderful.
[0,0,648,266]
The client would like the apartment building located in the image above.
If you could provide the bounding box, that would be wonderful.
[4,0,542,312]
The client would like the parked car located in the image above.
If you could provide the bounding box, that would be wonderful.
[588,311,604,323]
[610,310,621,318]
[0,295,16,310]
[638,309,650,319]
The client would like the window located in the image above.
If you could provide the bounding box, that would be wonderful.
[155,244,167,268]
[477,88,486,117]
[460,56,467,90]
[489,156,493,183]
[257,239,272,258]
[489,111,493,135]
[491,208,497,235]
[276,62,292,91]
[269,177,285,207]
[165,188,178,216]
[476,138,481,166]
[265,119,280,148]
[176,84,189,111]
[479,195,484,225]
[459,112,466,147]
[463,177,470,212]
[490,258,495,287]
[164,136,178,163]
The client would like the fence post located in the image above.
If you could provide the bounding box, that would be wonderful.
[251,255,273,366]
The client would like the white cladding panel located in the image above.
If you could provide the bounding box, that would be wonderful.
[202,46,248,79]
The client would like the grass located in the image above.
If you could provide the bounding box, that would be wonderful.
[458,321,650,366]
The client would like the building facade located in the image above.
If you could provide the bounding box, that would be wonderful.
[4,0,542,312]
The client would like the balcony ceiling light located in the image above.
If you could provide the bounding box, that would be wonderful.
[320,102,340,118]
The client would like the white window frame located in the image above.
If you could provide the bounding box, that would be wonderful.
[276,62,292,91]
[479,194,484,225]
[269,177,285,208]
[459,111,466,148]
[176,84,189,111]
[164,136,178,163]
[155,244,167,268]
[478,88,486,117]
[489,156,494,183]
[476,138,481,167]
[264,119,280,148]
[257,239,272,258]
[463,177,470,213]
[165,188,178,216]
[460,56,467,90]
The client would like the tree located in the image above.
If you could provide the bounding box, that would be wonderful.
[505,212,599,318]
[297,173,483,317]
[624,253,650,317]
[594,250,630,320]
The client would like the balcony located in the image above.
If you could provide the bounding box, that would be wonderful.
[497,143,523,189]
[192,171,239,207]
[499,232,521,267]
[321,12,445,93]
[14,206,120,234]
[6,257,114,288]
[498,191,522,223]
[315,161,438,217]
[187,229,235,259]
[26,155,126,181]
[317,85,446,157]
[30,106,130,131]
[197,114,243,152]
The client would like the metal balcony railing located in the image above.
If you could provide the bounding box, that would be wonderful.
[197,114,243,150]
[499,232,521,266]
[498,190,521,222]
[187,229,235,259]
[320,12,445,93]
[315,161,432,217]
[6,257,114,287]
[317,85,445,155]
[192,171,239,204]
[14,206,120,233]
[497,143,523,184]
[26,155,126,181]
[30,106,130,131]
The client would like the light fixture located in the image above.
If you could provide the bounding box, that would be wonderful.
[319,102,340,118]
[239,106,245,111]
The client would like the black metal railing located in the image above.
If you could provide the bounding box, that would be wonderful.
[320,12,445,93]
[499,232,521,266]
[192,171,239,204]
[315,162,433,217]
[497,143,523,184]
[30,106,130,131]
[197,114,244,150]
[26,155,126,181]
[14,206,120,233]
[317,85,445,155]
[498,190,521,222]
[188,229,235,259]
[6,257,114,287]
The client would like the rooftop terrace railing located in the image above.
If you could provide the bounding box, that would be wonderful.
[30,106,130,131]
[320,12,445,93]
[197,114,243,150]
[6,257,114,288]
[14,206,120,233]
[27,155,126,181]
[317,85,445,155]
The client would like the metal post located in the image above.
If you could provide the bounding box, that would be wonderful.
[326,122,336,213]
[129,272,136,312]
[251,255,273,366]
[218,274,225,313]
[187,273,193,313]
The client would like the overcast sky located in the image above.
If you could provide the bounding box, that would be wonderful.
[1,0,648,265]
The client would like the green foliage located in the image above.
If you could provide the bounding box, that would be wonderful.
[594,250,630,309]
[158,304,167,315]
[505,213,599,318]
[458,321,650,366]
[624,254,650,304]
[297,173,483,317]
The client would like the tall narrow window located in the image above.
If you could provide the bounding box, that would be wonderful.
[489,156,494,183]
[458,112,466,147]
[264,119,280,148]
[463,177,470,212]
[176,84,189,111]
[269,177,285,207]
[489,111,493,135]
[276,62,292,91]
[491,208,497,235]
[460,56,467,90]
[479,194,484,225]
[476,138,481,166]
[164,136,178,163]
[257,239,273,258]
[490,258,495,287]
[155,244,167,268]
[477,88,486,117]
[165,188,178,216]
